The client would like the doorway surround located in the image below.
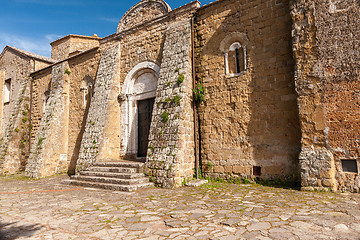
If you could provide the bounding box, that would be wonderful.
[121,61,160,160]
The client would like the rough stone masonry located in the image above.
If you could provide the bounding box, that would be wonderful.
[0,0,359,192]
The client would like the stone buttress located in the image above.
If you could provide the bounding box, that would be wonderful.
[76,40,121,171]
[26,62,70,178]
[145,20,195,188]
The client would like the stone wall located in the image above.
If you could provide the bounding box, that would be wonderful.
[118,11,168,159]
[27,49,101,177]
[51,35,100,62]
[291,0,360,192]
[30,69,52,145]
[76,2,199,189]
[118,0,171,32]
[66,49,101,174]
[195,0,301,181]
[0,50,33,174]
[26,62,70,178]
[76,41,120,171]
[34,60,52,72]
[146,19,195,188]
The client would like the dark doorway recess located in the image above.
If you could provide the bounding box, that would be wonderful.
[137,98,155,158]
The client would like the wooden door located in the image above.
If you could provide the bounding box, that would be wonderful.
[137,98,154,158]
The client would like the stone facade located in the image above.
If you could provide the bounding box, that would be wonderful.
[146,19,196,188]
[76,41,121,171]
[195,0,301,182]
[51,35,100,61]
[0,46,54,174]
[291,0,360,192]
[0,0,360,192]
[77,1,199,188]
[26,48,101,178]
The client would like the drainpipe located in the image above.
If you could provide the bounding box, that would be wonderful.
[191,15,200,180]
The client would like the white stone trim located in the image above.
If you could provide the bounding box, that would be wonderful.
[229,42,241,51]
[220,32,249,77]
[121,61,160,158]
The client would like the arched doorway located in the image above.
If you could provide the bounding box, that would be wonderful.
[121,62,160,161]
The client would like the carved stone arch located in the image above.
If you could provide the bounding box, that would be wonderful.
[117,0,172,32]
[220,32,249,76]
[219,32,249,53]
[120,61,160,159]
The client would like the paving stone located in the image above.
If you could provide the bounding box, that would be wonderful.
[334,224,350,232]
[247,222,271,231]
[140,215,162,222]
[0,175,360,239]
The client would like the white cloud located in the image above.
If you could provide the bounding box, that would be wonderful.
[100,17,119,23]
[0,33,54,58]
[45,34,63,42]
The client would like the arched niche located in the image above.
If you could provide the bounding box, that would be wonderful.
[80,76,94,107]
[120,62,160,159]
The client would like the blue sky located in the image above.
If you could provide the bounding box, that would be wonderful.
[0,0,212,58]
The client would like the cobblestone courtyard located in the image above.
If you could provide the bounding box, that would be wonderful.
[0,175,360,240]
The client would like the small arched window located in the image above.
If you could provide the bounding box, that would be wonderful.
[4,79,11,104]
[220,32,249,77]
[80,76,94,107]
[43,90,50,113]
[225,42,247,76]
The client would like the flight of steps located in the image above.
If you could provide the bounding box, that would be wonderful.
[63,161,154,192]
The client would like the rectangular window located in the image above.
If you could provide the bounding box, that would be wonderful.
[4,79,11,104]
[341,159,358,173]
[253,166,261,176]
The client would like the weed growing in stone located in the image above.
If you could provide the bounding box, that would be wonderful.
[193,82,205,103]
[161,111,169,123]
[148,145,155,152]
[172,95,181,106]
[177,73,184,85]
[38,137,45,145]
[243,178,251,184]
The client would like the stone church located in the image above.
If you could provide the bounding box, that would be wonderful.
[0,0,359,192]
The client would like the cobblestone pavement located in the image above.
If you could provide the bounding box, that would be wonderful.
[1,175,360,240]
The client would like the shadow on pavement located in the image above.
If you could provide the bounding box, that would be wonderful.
[0,221,42,240]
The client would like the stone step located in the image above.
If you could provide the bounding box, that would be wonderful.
[88,167,138,174]
[71,175,149,185]
[92,161,144,169]
[80,171,145,179]
[63,179,154,192]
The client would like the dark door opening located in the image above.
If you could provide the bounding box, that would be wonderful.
[137,98,154,158]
